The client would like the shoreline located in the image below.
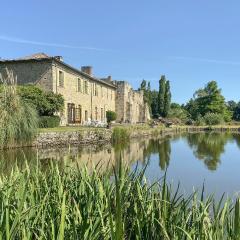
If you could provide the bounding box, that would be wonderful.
[2,125,240,149]
[34,125,240,148]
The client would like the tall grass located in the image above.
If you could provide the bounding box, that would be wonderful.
[0,69,38,148]
[112,127,130,144]
[0,161,239,239]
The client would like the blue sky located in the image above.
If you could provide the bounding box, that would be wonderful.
[1,0,240,104]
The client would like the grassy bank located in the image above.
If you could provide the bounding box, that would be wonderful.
[0,162,239,239]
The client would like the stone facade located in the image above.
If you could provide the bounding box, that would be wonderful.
[115,81,150,123]
[0,53,150,125]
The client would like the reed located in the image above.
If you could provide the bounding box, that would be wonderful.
[0,160,239,239]
[0,70,38,148]
[112,127,130,144]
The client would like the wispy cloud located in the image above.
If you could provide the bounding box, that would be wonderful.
[0,35,110,52]
[169,56,240,66]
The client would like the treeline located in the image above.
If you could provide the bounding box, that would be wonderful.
[140,77,240,125]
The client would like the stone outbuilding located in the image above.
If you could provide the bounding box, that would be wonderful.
[0,53,150,125]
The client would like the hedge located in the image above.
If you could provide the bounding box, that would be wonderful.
[38,116,61,128]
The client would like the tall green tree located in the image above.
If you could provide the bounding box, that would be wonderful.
[163,80,171,117]
[185,81,231,121]
[150,90,159,117]
[140,79,152,111]
[158,75,166,116]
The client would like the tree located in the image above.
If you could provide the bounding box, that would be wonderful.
[168,103,189,123]
[106,111,117,128]
[233,102,240,121]
[150,90,159,117]
[163,80,171,117]
[158,75,166,116]
[185,81,232,122]
[140,79,152,108]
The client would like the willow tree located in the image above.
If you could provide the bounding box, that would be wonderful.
[0,69,38,148]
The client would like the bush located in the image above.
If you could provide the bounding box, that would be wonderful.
[18,85,64,116]
[39,116,60,128]
[203,113,224,125]
[195,115,205,126]
[106,111,117,124]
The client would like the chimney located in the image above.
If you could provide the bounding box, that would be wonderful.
[107,75,112,82]
[54,56,63,61]
[81,66,93,76]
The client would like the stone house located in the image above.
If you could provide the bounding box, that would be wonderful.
[0,53,150,125]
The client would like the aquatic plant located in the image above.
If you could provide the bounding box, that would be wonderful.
[0,160,239,239]
[112,127,130,144]
[0,69,38,148]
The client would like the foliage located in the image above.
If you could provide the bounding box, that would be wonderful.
[168,103,189,123]
[139,79,152,112]
[150,90,159,117]
[227,101,240,121]
[0,161,240,239]
[39,116,61,128]
[112,127,130,144]
[106,110,117,124]
[158,75,171,117]
[18,85,64,116]
[158,75,166,116]
[203,112,224,125]
[163,80,171,117]
[185,81,232,123]
[0,70,38,148]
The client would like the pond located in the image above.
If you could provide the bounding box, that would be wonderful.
[1,132,240,198]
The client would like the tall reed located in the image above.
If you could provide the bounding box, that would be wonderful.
[0,161,239,239]
[112,127,130,144]
[0,69,38,148]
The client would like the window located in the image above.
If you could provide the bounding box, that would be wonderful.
[77,78,82,92]
[101,108,104,121]
[85,110,88,121]
[95,107,98,120]
[84,81,88,94]
[59,71,64,87]
[95,84,98,96]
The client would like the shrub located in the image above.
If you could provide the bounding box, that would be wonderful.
[204,112,224,125]
[18,85,64,116]
[38,116,61,128]
[0,70,38,148]
[195,115,205,126]
[106,111,117,124]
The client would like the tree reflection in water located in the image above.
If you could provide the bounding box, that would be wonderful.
[142,136,171,170]
[1,132,240,176]
[186,132,233,171]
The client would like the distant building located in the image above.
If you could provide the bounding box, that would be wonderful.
[0,53,150,125]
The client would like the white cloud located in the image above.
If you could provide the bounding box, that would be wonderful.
[169,56,240,66]
[0,35,110,52]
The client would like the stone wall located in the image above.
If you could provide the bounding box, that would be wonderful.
[115,81,150,123]
[51,61,116,125]
[0,60,54,91]
[34,129,112,147]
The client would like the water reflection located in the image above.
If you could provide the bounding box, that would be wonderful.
[185,132,240,171]
[0,132,240,176]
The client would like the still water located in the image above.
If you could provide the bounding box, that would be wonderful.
[1,132,240,198]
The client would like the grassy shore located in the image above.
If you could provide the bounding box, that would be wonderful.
[0,162,240,239]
